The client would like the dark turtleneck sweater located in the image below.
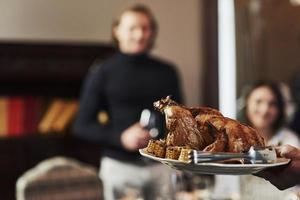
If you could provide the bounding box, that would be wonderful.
[73,52,182,162]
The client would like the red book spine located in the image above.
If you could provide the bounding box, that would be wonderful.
[24,97,32,135]
[8,97,24,137]
[24,97,41,135]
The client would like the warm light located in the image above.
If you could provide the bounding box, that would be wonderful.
[290,0,300,6]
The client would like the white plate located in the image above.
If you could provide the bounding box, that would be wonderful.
[139,149,290,175]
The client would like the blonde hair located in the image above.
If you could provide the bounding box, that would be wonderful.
[111,4,158,50]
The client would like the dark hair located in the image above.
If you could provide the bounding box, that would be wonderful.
[111,4,158,50]
[237,80,285,131]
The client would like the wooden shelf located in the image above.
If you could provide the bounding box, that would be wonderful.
[0,41,115,199]
[0,41,115,96]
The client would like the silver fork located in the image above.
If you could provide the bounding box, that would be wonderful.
[190,146,277,164]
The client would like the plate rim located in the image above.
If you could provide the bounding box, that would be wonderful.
[139,148,290,168]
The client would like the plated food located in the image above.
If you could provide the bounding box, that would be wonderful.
[140,96,291,174]
[144,96,265,163]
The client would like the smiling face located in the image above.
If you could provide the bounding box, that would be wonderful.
[114,11,154,54]
[246,86,279,130]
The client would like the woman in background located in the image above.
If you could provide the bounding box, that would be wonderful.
[238,80,300,199]
[238,81,300,147]
[73,4,182,200]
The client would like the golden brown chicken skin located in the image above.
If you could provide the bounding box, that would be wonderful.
[153,96,265,153]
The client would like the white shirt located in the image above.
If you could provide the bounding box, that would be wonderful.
[268,127,300,148]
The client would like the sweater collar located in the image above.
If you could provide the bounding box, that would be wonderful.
[116,51,149,62]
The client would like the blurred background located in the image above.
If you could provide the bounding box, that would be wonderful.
[0,0,203,106]
[0,0,300,199]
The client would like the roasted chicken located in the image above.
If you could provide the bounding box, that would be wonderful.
[153,96,265,153]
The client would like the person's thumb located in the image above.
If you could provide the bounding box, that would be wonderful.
[276,145,300,159]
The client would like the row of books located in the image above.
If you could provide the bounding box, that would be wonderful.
[0,97,78,137]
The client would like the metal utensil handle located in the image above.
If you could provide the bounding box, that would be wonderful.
[193,151,249,158]
[192,150,250,163]
[193,157,240,163]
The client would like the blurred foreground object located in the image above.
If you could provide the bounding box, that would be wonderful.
[16,156,103,200]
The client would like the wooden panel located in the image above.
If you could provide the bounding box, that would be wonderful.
[235,0,300,95]
[201,0,219,108]
[0,41,114,199]
[0,42,114,96]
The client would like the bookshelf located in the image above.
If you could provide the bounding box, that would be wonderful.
[0,41,115,199]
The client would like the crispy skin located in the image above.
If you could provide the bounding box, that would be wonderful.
[163,105,209,150]
[207,116,265,153]
[154,97,217,150]
[153,96,265,153]
[190,107,223,119]
[203,129,228,152]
